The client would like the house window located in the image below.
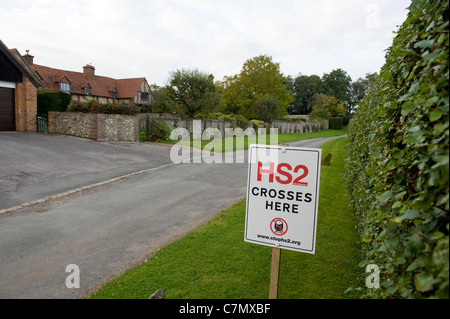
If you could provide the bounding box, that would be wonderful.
[85,87,91,95]
[141,92,149,101]
[111,91,117,99]
[60,82,70,93]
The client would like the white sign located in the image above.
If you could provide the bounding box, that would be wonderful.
[244,144,322,254]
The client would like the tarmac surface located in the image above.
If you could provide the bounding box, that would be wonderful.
[0,132,346,298]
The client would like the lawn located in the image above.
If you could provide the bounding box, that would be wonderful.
[89,136,362,299]
[163,127,348,151]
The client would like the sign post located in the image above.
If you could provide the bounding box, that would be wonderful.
[244,144,322,298]
[268,247,281,299]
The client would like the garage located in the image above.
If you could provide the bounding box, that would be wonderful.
[0,86,15,131]
[1,40,43,132]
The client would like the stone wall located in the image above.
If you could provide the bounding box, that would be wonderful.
[271,119,328,134]
[138,113,247,140]
[140,114,328,139]
[48,112,139,141]
[48,112,329,142]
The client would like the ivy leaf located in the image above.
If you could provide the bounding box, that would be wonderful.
[393,149,405,159]
[414,39,435,49]
[408,81,420,95]
[406,127,425,144]
[401,101,416,116]
[432,155,449,169]
[392,201,403,209]
[414,272,436,292]
[362,235,373,243]
[396,210,420,222]
[429,108,443,122]
[394,257,406,265]
[434,122,449,133]
[386,160,396,171]
[423,96,439,107]
[379,190,394,204]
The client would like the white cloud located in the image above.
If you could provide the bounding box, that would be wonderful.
[0,0,410,85]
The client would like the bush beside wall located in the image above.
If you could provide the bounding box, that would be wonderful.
[37,90,71,116]
[328,117,343,130]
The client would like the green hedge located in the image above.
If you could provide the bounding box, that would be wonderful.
[345,0,448,299]
[67,100,140,115]
[37,90,71,116]
[328,117,343,130]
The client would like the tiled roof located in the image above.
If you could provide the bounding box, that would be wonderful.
[0,40,42,88]
[32,64,145,98]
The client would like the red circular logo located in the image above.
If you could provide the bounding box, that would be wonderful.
[270,218,288,236]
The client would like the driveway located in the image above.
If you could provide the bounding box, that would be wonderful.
[0,132,346,298]
[0,132,172,209]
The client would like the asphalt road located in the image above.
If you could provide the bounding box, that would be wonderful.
[0,132,172,209]
[0,133,346,299]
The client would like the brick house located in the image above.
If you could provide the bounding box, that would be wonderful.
[25,55,154,106]
[0,40,43,131]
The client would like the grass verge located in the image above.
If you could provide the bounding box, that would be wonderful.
[163,127,348,151]
[89,136,362,299]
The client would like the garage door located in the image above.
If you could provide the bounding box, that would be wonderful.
[0,87,15,131]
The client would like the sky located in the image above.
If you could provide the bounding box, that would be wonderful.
[0,0,411,86]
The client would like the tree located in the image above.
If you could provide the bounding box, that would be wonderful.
[252,96,280,123]
[221,55,293,120]
[148,84,178,114]
[349,73,378,114]
[289,74,322,115]
[321,68,352,113]
[167,69,219,117]
[309,93,345,119]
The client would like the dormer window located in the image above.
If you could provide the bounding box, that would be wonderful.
[60,82,70,93]
[111,91,118,99]
[85,86,91,95]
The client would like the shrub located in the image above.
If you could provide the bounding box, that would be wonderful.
[67,101,90,113]
[37,90,71,116]
[345,0,448,299]
[251,96,280,123]
[218,114,236,127]
[309,107,328,121]
[231,114,250,129]
[66,100,140,115]
[148,120,173,142]
[328,117,343,130]
[250,119,264,131]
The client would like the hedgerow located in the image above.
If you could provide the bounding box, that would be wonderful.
[345,0,448,298]
[67,100,140,115]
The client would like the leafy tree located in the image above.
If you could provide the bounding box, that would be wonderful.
[148,84,178,114]
[289,74,323,115]
[349,73,378,114]
[310,93,346,118]
[321,68,352,113]
[221,55,293,120]
[251,96,280,123]
[167,69,219,117]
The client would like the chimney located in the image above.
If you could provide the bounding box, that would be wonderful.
[83,64,95,81]
[22,50,34,65]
